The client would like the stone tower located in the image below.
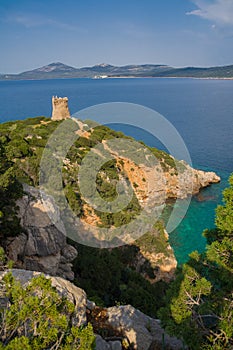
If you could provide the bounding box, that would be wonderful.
[51,96,71,121]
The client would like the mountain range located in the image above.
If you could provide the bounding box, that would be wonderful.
[1,62,233,80]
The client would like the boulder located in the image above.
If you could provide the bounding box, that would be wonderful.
[95,335,111,350]
[105,305,184,350]
[108,340,122,350]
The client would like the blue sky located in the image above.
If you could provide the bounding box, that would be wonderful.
[1,0,233,73]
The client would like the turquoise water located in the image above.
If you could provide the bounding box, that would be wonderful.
[167,169,229,264]
[0,78,232,263]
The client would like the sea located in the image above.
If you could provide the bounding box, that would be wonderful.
[0,77,232,264]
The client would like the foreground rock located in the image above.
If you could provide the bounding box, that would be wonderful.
[6,185,77,280]
[0,269,86,327]
[106,305,185,350]
[0,269,185,350]
[88,303,184,350]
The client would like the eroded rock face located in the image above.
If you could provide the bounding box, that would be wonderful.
[165,163,220,199]
[134,248,177,283]
[6,185,77,280]
[99,140,220,205]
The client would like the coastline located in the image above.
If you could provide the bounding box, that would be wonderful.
[1,75,233,82]
[106,76,233,80]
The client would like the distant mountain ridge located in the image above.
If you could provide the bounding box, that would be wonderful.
[1,62,233,80]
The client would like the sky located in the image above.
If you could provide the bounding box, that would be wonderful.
[1,0,233,73]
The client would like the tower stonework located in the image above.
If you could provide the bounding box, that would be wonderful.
[51,96,71,121]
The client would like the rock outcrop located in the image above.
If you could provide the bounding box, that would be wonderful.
[165,162,220,199]
[104,305,185,350]
[88,302,185,349]
[95,335,122,350]
[0,269,86,327]
[0,269,185,350]
[6,185,77,280]
[133,246,177,283]
[51,96,70,121]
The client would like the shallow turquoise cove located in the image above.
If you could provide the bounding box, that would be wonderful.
[168,168,230,264]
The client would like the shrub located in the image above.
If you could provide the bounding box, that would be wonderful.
[0,273,95,349]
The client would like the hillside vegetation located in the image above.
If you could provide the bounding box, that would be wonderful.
[159,175,233,349]
[0,116,179,233]
[0,116,232,349]
[0,116,178,316]
[0,257,95,350]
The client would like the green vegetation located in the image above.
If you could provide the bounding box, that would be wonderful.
[1,115,233,349]
[72,239,168,317]
[0,134,23,239]
[136,221,171,257]
[0,116,183,192]
[159,174,233,349]
[0,116,179,319]
[96,159,119,201]
[0,272,95,349]
[0,117,63,241]
[0,117,61,186]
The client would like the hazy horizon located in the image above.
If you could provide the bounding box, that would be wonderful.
[1,0,233,74]
[3,60,233,75]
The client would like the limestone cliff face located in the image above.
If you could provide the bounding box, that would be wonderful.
[164,162,220,199]
[73,130,220,242]
[96,136,220,205]
[133,243,177,283]
[6,185,77,280]
[51,96,70,121]
[118,158,220,203]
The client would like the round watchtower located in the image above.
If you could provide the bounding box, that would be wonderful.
[51,96,71,121]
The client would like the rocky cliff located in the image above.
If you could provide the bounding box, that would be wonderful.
[6,184,77,280]
[0,112,222,350]
[164,162,220,199]
[133,229,177,283]
[1,115,220,285]
[65,123,220,236]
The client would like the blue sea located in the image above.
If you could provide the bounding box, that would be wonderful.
[0,78,232,264]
